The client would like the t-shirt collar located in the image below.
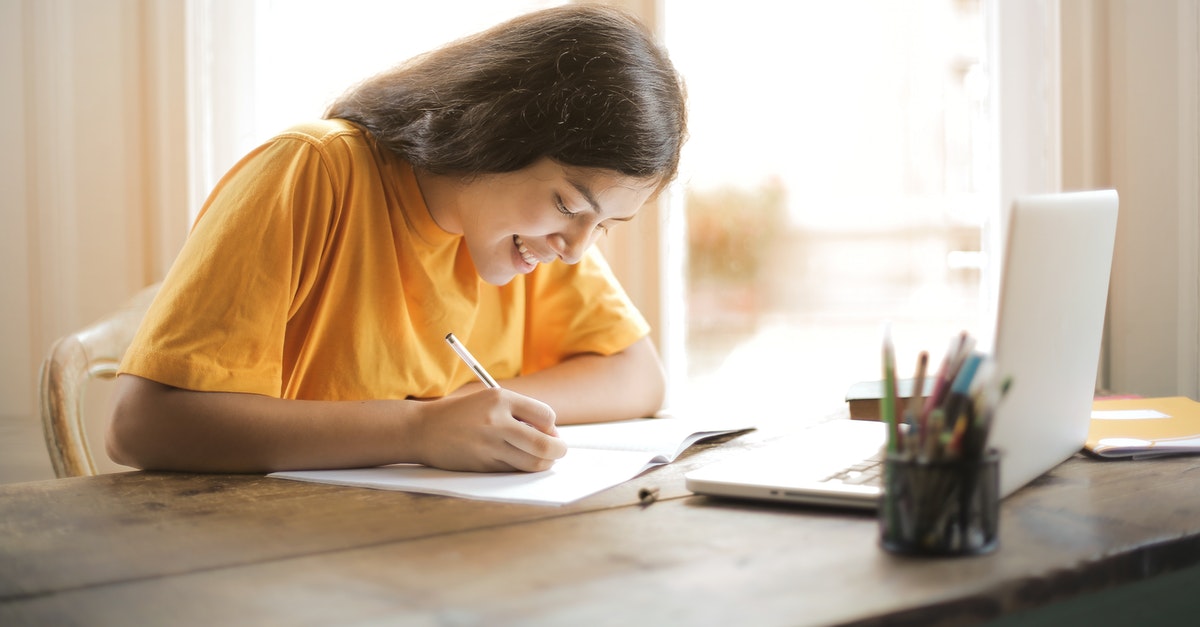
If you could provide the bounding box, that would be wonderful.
[395,160,458,248]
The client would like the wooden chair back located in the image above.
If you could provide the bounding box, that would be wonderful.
[39,283,160,477]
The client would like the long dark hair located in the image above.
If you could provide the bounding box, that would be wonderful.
[325,4,687,183]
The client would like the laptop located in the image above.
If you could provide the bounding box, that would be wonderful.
[685,190,1120,508]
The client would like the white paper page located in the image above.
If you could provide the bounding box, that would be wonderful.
[270,416,755,505]
[1091,409,1171,420]
[272,447,663,506]
[557,416,750,460]
[1094,435,1200,459]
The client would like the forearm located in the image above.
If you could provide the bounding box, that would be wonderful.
[107,375,424,473]
[498,337,667,425]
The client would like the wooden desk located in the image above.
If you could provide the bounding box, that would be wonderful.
[4,420,1200,626]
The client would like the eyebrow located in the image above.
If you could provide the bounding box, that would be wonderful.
[568,178,636,223]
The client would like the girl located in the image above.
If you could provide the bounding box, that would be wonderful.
[107,5,687,474]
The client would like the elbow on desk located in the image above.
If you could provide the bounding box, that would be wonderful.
[106,374,192,471]
[617,336,668,418]
[106,374,155,470]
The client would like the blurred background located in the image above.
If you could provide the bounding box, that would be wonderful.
[3,0,1197,481]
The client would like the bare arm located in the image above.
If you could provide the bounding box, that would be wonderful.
[106,375,566,474]
[107,337,662,473]
[456,336,667,425]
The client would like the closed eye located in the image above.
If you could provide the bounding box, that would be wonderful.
[556,196,579,218]
[558,189,635,234]
[557,196,605,233]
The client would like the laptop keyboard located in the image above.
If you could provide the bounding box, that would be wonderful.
[821,452,884,487]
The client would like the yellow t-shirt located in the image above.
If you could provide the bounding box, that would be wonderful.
[120,119,649,401]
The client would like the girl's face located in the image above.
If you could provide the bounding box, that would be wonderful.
[429,158,658,286]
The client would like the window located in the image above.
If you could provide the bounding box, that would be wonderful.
[664,0,991,415]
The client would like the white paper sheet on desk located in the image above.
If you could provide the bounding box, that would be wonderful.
[269,417,753,506]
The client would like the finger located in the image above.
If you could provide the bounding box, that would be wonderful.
[494,437,568,472]
[503,423,568,463]
[507,393,559,436]
[489,442,559,470]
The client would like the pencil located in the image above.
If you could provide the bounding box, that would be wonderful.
[905,351,929,456]
[882,322,900,453]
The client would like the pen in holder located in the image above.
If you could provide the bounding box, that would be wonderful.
[879,448,1000,556]
[876,326,1009,556]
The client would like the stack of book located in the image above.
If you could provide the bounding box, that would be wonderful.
[845,378,936,421]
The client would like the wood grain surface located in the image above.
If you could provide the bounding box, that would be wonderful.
[4,420,1200,626]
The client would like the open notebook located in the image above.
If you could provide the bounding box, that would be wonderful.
[685,190,1120,508]
[271,416,752,506]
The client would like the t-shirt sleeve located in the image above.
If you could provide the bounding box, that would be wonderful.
[521,247,651,375]
[119,133,337,396]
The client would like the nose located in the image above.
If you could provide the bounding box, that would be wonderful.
[547,225,598,265]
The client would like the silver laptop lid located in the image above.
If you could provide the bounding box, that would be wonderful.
[987,189,1118,496]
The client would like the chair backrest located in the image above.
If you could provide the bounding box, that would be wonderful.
[39,283,160,477]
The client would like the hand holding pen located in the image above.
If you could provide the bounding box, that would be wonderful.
[426,333,564,472]
[445,332,561,438]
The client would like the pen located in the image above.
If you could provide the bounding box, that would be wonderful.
[945,335,978,387]
[941,351,983,428]
[921,332,964,422]
[964,371,1010,459]
[445,332,500,389]
[924,408,945,460]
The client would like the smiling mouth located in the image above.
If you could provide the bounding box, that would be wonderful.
[513,235,546,267]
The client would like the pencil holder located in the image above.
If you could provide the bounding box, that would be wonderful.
[879,449,1000,556]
